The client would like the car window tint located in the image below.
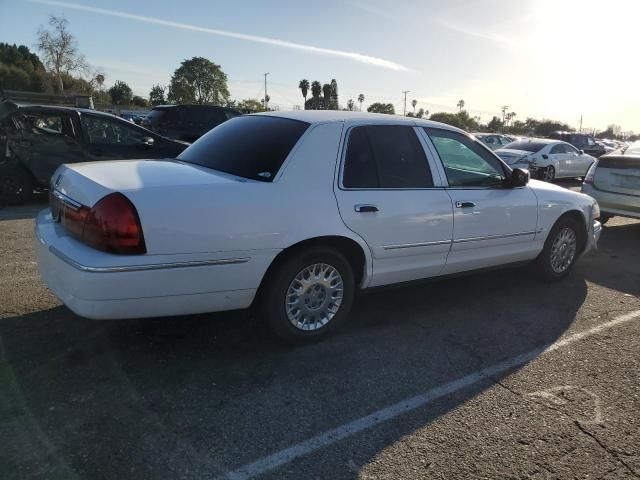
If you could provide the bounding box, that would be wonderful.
[550,144,565,154]
[343,126,379,188]
[366,126,433,188]
[81,115,145,145]
[18,112,75,138]
[424,127,505,187]
[178,115,308,182]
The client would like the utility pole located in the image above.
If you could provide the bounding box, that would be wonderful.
[402,90,410,116]
[579,114,583,132]
[264,72,269,110]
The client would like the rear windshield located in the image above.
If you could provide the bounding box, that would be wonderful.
[502,141,547,152]
[177,115,309,181]
[145,108,169,125]
[597,156,640,169]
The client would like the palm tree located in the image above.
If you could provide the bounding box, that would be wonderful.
[298,79,309,108]
[509,111,517,126]
[457,99,465,112]
[347,99,354,111]
[411,99,417,114]
[357,93,365,111]
[310,81,322,110]
[322,83,332,110]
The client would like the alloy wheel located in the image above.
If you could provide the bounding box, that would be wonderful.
[542,166,555,182]
[285,263,344,331]
[550,227,577,273]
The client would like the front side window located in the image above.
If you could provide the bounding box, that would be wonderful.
[342,125,433,189]
[424,128,506,187]
[81,115,145,145]
[178,115,309,182]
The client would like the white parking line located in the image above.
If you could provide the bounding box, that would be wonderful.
[223,310,640,480]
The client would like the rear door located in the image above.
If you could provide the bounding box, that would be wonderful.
[422,127,539,274]
[548,143,571,177]
[334,124,454,287]
[12,109,86,183]
[80,113,157,160]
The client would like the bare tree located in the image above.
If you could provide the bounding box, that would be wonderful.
[36,15,87,92]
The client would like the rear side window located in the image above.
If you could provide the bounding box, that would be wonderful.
[342,125,433,189]
[177,116,308,181]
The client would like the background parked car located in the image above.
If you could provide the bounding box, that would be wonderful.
[473,133,514,150]
[496,138,595,182]
[141,104,241,142]
[0,100,188,204]
[549,131,606,158]
[581,142,640,224]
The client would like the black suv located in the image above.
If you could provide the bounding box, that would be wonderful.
[142,105,241,142]
[548,131,606,158]
[0,100,188,204]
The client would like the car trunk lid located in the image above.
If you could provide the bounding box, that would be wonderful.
[593,155,640,196]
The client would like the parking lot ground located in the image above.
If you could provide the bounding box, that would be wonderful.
[1,200,639,480]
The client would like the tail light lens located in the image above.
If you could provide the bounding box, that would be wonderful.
[56,192,146,255]
[83,193,146,254]
[583,161,598,184]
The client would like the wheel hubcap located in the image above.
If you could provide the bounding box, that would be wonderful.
[550,227,577,273]
[285,263,344,331]
[543,167,554,182]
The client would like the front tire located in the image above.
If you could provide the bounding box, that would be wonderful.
[535,216,584,281]
[0,166,35,205]
[260,248,355,343]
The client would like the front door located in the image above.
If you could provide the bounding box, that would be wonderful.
[422,127,539,275]
[334,124,454,287]
[80,113,154,160]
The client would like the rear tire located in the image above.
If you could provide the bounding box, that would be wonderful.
[0,166,35,205]
[260,247,355,343]
[535,216,584,282]
[541,165,555,182]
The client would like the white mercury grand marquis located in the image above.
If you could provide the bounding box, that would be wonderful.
[36,111,602,341]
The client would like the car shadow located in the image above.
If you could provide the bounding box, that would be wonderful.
[0,266,588,479]
[580,219,640,296]
[0,194,47,221]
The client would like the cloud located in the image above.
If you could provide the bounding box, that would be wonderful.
[437,20,513,46]
[28,0,410,71]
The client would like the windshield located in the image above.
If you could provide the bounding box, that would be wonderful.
[502,141,547,152]
[177,115,309,181]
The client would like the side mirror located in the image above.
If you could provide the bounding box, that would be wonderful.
[579,149,584,155]
[509,168,529,187]
[542,154,549,160]
[140,136,154,147]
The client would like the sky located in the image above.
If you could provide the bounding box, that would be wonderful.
[1,0,639,132]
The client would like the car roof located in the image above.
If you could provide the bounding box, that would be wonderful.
[14,103,121,119]
[250,110,467,132]
[474,132,502,137]
[508,137,557,145]
[152,104,237,111]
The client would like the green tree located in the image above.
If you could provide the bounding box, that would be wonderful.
[367,102,395,115]
[322,83,332,110]
[416,108,426,119]
[534,119,572,137]
[0,43,51,92]
[298,79,309,106]
[329,79,339,110]
[310,81,322,110]
[36,15,87,93]
[132,95,148,108]
[167,56,229,105]
[346,99,355,111]
[149,84,166,106]
[237,98,267,113]
[357,93,365,111]
[108,80,132,106]
[487,116,503,132]
[457,99,465,112]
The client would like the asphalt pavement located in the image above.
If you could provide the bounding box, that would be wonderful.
[1,193,639,479]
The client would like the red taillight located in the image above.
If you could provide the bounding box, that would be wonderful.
[82,193,146,254]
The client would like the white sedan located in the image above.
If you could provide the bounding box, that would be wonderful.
[496,138,596,182]
[36,112,601,342]
[473,133,514,150]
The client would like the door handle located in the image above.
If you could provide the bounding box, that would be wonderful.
[354,204,378,213]
[455,201,476,208]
